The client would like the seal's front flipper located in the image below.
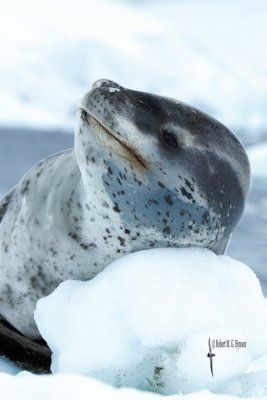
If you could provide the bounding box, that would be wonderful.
[0,319,51,373]
[209,235,231,255]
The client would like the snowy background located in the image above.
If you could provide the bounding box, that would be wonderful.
[0,0,267,398]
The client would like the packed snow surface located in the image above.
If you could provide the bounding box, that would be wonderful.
[2,373,266,400]
[34,248,267,397]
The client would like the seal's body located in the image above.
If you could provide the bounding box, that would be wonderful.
[0,80,250,341]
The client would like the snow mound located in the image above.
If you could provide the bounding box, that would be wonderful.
[35,248,267,396]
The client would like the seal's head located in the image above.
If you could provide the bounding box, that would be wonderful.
[76,79,250,254]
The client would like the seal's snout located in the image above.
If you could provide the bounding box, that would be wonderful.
[91,79,121,91]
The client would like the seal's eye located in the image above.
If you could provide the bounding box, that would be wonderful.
[162,130,178,150]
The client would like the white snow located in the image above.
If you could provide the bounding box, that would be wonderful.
[1,371,267,400]
[33,248,267,397]
[0,0,267,136]
[0,373,165,400]
[4,372,267,400]
[109,87,120,93]
[1,248,267,398]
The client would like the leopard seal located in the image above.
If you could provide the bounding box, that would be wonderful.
[0,79,250,347]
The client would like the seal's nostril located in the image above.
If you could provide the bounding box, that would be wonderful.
[91,79,120,90]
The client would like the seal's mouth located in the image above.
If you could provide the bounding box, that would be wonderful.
[80,108,147,170]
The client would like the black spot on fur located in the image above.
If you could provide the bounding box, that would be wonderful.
[149,198,159,206]
[158,181,165,188]
[117,236,125,246]
[164,195,173,206]
[184,179,194,192]
[0,190,13,223]
[36,168,44,178]
[113,203,121,213]
[49,247,57,256]
[181,186,193,200]
[21,179,31,195]
[80,243,89,250]
[79,241,97,250]
[68,232,79,242]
